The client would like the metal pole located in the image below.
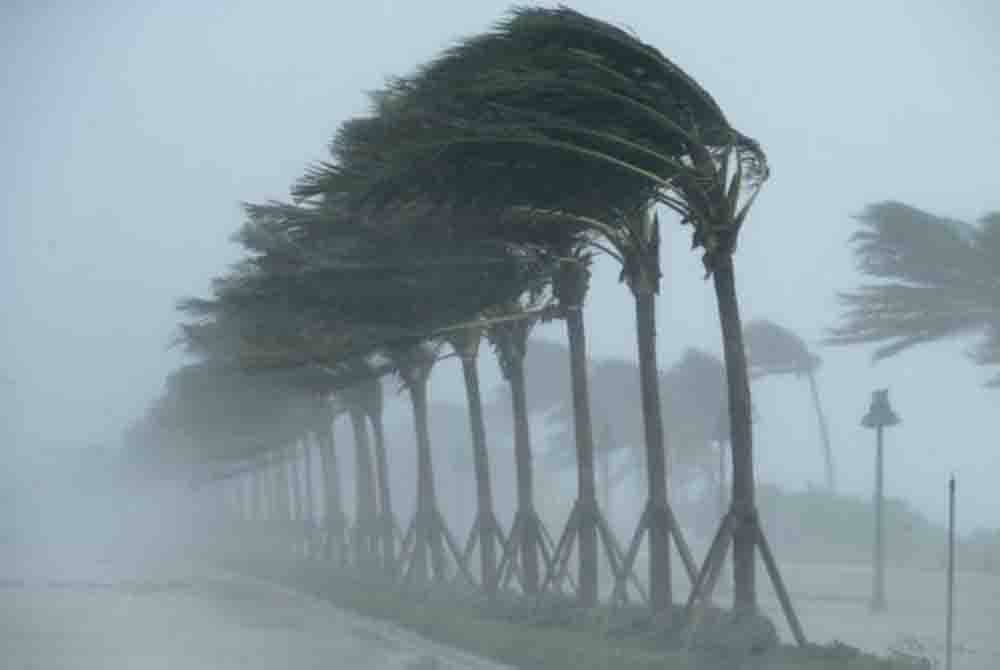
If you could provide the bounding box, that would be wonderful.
[946,475,955,670]
[871,425,886,612]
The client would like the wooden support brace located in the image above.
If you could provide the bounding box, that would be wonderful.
[664,503,699,584]
[756,522,807,647]
[437,508,478,588]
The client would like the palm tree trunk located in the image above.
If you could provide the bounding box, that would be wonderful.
[267,453,278,522]
[369,409,396,575]
[304,436,316,531]
[290,443,306,554]
[274,450,291,522]
[349,408,378,569]
[249,463,261,522]
[408,371,447,583]
[287,441,305,530]
[564,303,599,607]
[459,340,499,596]
[806,370,836,493]
[508,351,540,594]
[712,254,757,612]
[288,443,303,523]
[634,284,672,612]
[318,420,345,562]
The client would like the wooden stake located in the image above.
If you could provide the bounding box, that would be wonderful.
[757,523,807,647]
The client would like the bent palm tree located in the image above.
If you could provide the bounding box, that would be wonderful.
[745,319,835,492]
[487,299,547,595]
[445,325,503,596]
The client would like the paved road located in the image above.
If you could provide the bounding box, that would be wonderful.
[760,561,1000,670]
[1,543,509,670]
[625,548,1000,669]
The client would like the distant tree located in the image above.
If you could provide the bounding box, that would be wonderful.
[745,319,836,492]
[542,348,727,525]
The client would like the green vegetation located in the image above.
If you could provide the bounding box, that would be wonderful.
[221,555,928,670]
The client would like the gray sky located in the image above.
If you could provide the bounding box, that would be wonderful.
[4,1,998,531]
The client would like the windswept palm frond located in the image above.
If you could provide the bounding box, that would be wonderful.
[154,361,324,466]
[294,5,767,276]
[829,203,1000,381]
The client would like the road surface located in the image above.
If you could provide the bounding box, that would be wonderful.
[1,543,509,670]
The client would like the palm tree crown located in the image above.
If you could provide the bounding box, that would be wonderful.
[830,201,1000,386]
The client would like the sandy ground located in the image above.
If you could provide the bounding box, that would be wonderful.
[1,544,510,670]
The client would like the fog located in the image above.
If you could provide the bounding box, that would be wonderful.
[3,2,999,668]
[5,0,997,529]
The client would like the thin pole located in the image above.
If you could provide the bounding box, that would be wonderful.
[871,425,886,612]
[946,475,955,670]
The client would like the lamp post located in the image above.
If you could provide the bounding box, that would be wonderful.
[861,389,900,613]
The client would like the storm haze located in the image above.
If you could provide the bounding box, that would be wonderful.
[3,2,998,529]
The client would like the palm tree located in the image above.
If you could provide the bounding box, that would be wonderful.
[548,251,602,605]
[340,387,381,570]
[444,325,503,596]
[312,399,350,564]
[829,202,1000,387]
[297,7,778,617]
[487,300,546,595]
[745,319,835,492]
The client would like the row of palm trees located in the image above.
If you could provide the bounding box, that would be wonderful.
[130,6,794,628]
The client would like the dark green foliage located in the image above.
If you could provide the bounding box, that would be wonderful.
[295,6,767,276]
[204,202,556,349]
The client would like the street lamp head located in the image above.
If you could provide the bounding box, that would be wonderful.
[861,388,900,429]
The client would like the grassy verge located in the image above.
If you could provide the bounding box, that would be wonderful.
[221,555,929,670]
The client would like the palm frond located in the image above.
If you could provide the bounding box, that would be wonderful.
[829,203,1000,384]
[294,6,767,280]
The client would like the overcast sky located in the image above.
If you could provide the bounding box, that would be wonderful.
[3,1,998,531]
